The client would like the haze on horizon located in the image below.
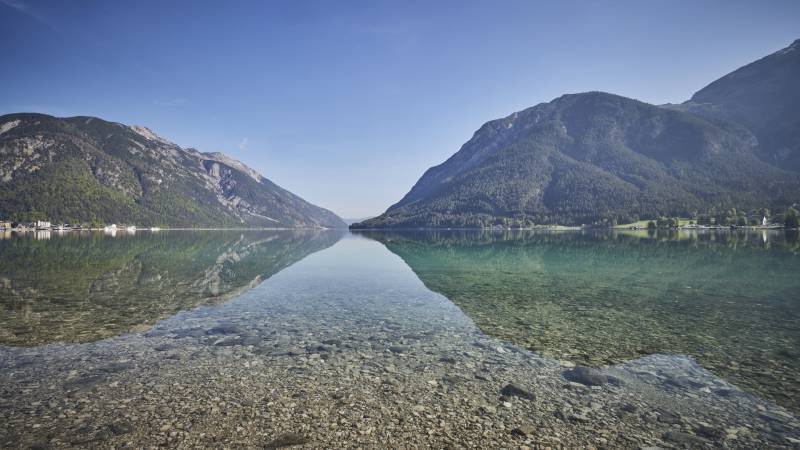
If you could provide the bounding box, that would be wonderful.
[1,0,798,218]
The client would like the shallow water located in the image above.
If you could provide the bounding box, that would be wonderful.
[0,230,343,345]
[359,229,800,411]
[1,230,799,448]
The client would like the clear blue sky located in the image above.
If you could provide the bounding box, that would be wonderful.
[2,0,798,218]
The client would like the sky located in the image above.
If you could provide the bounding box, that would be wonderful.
[1,1,799,218]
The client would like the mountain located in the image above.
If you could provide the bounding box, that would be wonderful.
[354,90,800,228]
[673,39,800,171]
[343,217,374,225]
[0,113,346,228]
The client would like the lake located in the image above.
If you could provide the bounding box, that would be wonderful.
[1,229,799,448]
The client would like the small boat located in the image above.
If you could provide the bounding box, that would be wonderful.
[104,224,117,232]
[126,225,137,232]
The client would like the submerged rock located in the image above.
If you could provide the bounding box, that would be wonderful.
[656,409,681,424]
[266,432,309,448]
[108,420,134,436]
[500,383,535,400]
[662,430,705,447]
[205,323,242,335]
[511,424,536,437]
[563,366,608,386]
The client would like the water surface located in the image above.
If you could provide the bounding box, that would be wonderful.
[0,230,343,345]
[1,230,799,448]
[358,229,800,411]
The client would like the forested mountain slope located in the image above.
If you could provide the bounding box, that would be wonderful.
[355,92,799,228]
[0,113,345,228]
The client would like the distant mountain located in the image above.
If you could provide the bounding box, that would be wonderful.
[343,217,374,225]
[0,113,346,228]
[354,40,800,229]
[673,39,800,171]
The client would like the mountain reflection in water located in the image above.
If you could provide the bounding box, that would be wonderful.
[0,230,344,346]
[358,229,800,412]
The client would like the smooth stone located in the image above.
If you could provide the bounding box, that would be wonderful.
[205,324,242,335]
[108,420,133,435]
[663,430,705,447]
[500,383,535,400]
[64,374,105,390]
[479,405,496,415]
[562,366,608,386]
[569,413,590,423]
[695,424,724,440]
[656,409,681,425]
[265,432,309,448]
[213,337,244,347]
[511,425,536,437]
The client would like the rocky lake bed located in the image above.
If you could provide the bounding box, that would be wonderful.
[1,232,799,449]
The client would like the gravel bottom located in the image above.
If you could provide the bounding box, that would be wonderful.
[1,241,798,449]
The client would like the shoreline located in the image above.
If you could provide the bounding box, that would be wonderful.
[1,226,794,233]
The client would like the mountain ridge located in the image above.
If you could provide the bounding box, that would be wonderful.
[354,90,798,228]
[0,112,346,228]
[354,39,800,229]
[673,38,800,170]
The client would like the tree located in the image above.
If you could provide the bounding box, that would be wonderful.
[785,207,800,229]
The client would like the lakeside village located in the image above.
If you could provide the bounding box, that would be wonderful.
[0,221,160,233]
[2,206,799,234]
[615,207,800,231]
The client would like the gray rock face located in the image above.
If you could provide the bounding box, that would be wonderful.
[679,39,800,171]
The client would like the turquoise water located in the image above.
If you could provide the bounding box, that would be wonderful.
[359,229,800,411]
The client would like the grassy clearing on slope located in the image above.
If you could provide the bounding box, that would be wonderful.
[614,218,693,229]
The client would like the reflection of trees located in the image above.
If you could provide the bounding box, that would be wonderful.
[357,228,799,254]
[0,230,344,346]
[360,229,800,411]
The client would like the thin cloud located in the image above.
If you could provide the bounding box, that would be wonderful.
[153,98,189,107]
[238,137,249,150]
[0,0,50,26]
